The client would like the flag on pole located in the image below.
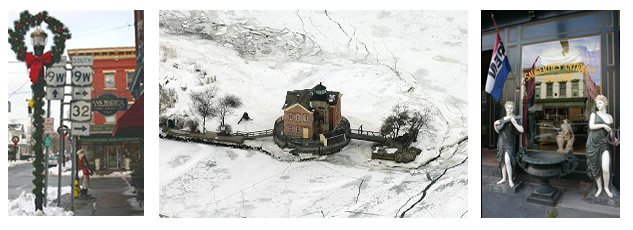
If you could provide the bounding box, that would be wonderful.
[485,15,512,102]
[522,56,539,146]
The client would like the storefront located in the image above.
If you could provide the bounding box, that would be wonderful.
[481,11,619,187]
[78,135,141,171]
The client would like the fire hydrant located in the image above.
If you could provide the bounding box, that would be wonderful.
[74,179,80,198]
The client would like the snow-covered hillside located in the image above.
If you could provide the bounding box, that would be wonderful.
[159,10,468,218]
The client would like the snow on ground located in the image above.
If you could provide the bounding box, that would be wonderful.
[159,11,468,218]
[8,160,31,168]
[91,171,132,178]
[160,139,467,218]
[48,163,72,176]
[8,187,73,216]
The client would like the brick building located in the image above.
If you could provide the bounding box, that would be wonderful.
[281,83,342,139]
[68,47,140,170]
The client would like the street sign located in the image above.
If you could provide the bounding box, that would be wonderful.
[70,100,92,122]
[71,122,90,136]
[71,55,93,66]
[71,66,93,86]
[46,86,65,100]
[44,136,52,147]
[45,67,66,87]
[72,86,92,100]
[44,118,55,134]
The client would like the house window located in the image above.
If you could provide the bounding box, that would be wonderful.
[296,114,300,121]
[127,71,135,89]
[572,80,579,97]
[559,82,566,97]
[535,83,541,98]
[289,113,293,121]
[104,72,116,89]
[289,125,293,132]
[296,126,300,133]
[304,114,308,122]
[546,83,553,97]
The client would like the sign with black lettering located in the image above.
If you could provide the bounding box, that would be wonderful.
[45,67,66,87]
[91,93,128,116]
[71,66,93,86]
[70,100,91,122]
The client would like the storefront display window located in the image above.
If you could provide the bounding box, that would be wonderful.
[522,35,601,154]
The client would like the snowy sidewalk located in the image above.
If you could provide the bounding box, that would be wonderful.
[56,176,143,216]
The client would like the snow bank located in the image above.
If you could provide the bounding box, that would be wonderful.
[48,163,72,176]
[8,160,31,167]
[8,187,73,216]
[92,171,132,178]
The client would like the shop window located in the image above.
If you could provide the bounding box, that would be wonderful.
[572,81,579,97]
[104,72,116,89]
[546,83,553,98]
[560,82,566,97]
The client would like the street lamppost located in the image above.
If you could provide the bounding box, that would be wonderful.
[8,10,71,212]
[30,26,50,211]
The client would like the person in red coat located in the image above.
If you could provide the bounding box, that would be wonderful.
[78,149,94,196]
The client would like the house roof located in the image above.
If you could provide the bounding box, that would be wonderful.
[282,87,340,111]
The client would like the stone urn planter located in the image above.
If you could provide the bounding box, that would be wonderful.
[518,149,578,206]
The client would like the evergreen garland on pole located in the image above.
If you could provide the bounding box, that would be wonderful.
[8,10,70,211]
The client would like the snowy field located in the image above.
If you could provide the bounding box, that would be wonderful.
[159,11,468,218]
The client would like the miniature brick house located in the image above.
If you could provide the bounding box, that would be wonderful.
[282,83,342,139]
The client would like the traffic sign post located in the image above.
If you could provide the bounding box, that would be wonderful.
[46,87,65,100]
[70,100,92,122]
[44,136,52,147]
[71,122,90,136]
[72,86,92,100]
[44,117,55,134]
[45,66,66,87]
[71,66,93,86]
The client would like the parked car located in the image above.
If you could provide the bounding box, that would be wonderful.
[47,154,58,167]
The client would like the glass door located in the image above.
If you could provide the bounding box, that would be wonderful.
[107,146,120,169]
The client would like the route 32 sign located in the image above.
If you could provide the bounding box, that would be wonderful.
[70,100,91,122]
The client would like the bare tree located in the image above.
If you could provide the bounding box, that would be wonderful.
[380,103,410,138]
[380,104,429,146]
[159,84,178,115]
[189,87,217,133]
[217,94,242,128]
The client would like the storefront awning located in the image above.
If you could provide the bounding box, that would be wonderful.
[113,93,144,137]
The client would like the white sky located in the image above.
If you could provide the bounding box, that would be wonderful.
[7,11,136,130]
